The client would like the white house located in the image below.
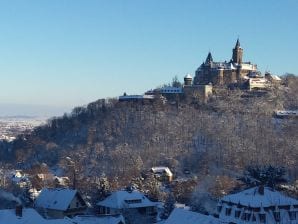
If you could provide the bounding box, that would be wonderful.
[217,186,298,224]
[151,166,173,182]
[164,208,220,224]
[34,188,87,219]
[97,189,158,224]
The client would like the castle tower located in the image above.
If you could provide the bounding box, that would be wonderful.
[232,38,243,64]
[184,74,193,85]
[217,67,224,85]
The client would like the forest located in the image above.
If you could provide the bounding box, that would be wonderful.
[0,74,297,209]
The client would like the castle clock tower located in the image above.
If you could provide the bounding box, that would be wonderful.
[232,38,243,64]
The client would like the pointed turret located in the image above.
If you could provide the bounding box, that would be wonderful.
[205,52,213,64]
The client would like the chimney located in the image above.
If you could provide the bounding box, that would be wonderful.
[258,185,264,195]
[15,204,23,217]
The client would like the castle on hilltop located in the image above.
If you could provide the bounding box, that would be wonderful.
[194,39,258,86]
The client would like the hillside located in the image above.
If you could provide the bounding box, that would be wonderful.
[0,76,297,205]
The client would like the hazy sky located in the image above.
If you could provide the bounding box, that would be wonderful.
[0,0,297,113]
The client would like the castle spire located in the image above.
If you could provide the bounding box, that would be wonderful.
[235,38,240,48]
[205,52,213,64]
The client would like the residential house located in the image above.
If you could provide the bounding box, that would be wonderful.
[34,188,87,219]
[0,207,73,224]
[217,186,298,224]
[97,189,158,224]
[151,167,173,182]
[164,208,220,224]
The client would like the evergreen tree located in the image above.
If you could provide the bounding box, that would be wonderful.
[240,165,287,188]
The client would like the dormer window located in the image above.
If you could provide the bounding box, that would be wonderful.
[273,211,280,222]
[217,205,222,213]
[235,210,241,218]
[124,199,142,204]
[241,211,251,221]
[225,208,232,216]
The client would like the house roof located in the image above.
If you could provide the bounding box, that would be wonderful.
[151,167,173,177]
[71,215,125,224]
[0,208,73,224]
[164,208,220,224]
[35,188,79,211]
[97,190,157,209]
[221,186,298,208]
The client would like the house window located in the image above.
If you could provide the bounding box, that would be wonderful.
[252,214,256,221]
[76,202,79,208]
[289,211,296,220]
[243,212,251,221]
[217,205,222,213]
[225,208,232,216]
[273,211,280,222]
[259,214,266,223]
[107,207,110,214]
[235,210,241,218]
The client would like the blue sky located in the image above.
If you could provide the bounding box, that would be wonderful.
[0,0,297,115]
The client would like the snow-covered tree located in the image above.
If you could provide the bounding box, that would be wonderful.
[240,165,287,188]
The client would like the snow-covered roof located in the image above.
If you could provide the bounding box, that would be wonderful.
[35,188,79,211]
[164,208,220,224]
[184,74,193,79]
[275,110,298,116]
[97,190,157,209]
[0,208,72,224]
[221,187,298,208]
[151,167,173,177]
[71,215,125,224]
[241,63,257,71]
[271,75,281,81]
